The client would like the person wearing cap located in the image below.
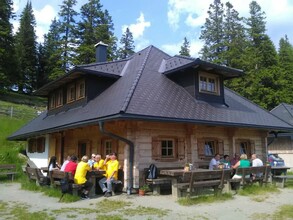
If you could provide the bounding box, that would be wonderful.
[88,154,96,168]
[74,155,93,199]
[64,155,78,176]
[98,152,119,197]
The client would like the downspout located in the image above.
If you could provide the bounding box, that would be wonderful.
[98,121,134,195]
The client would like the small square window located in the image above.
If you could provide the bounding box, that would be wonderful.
[199,72,219,95]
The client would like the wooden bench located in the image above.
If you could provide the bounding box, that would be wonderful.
[175,169,230,198]
[144,167,181,195]
[0,164,17,181]
[25,167,49,186]
[49,170,83,196]
[273,175,293,188]
[229,166,271,190]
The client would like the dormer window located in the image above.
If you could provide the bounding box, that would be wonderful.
[67,84,76,103]
[76,80,85,99]
[49,93,56,109]
[56,89,63,107]
[199,72,220,95]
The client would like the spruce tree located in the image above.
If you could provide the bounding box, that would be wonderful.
[199,0,225,64]
[58,0,78,72]
[179,37,190,57]
[15,1,37,93]
[0,0,16,91]
[76,1,117,63]
[118,27,135,59]
[43,18,64,80]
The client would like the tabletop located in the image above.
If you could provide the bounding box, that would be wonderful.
[160,168,213,177]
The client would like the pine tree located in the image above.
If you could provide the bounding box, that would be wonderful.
[43,18,64,80]
[0,0,16,90]
[278,35,293,104]
[76,0,105,64]
[179,37,190,57]
[58,0,78,71]
[15,1,37,93]
[76,1,117,63]
[199,0,225,64]
[118,27,135,59]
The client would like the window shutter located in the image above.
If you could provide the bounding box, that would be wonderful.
[152,137,161,160]
[177,138,185,160]
[197,139,205,157]
[218,140,224,155]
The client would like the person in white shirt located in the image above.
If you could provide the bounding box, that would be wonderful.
[60,155,71,171]
[209,154,221,170]
[251,154,263,167]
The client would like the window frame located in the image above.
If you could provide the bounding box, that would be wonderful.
[55,89,63,107]
[199,72,220,95]
[49,93,56,110]
[152,136,185,162]
[197,138,224,160]
[67,83,76,103]
[76,80,85,100]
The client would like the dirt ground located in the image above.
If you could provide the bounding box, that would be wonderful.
[0,182,293,220]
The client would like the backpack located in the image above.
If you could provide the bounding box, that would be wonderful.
[147,164,158,179]
[60,173,72,194]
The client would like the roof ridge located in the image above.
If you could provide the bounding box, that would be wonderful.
[120,46,154,112]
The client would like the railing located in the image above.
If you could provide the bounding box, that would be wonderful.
[0,106,41,119]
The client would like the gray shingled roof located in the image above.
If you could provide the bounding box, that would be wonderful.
[270,103,293,126]
[8,45,293,140]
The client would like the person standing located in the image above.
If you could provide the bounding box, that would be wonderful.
[251,154,263,167]
[74,155,93,199]
[209,154,221,170]
[99,152,119,197]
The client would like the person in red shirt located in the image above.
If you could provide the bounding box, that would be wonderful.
[64,155,78,176]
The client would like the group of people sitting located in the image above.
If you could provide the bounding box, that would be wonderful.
[209,153,263,170]
[47,152,119,199]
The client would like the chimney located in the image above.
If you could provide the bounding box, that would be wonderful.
[95,41,108,63]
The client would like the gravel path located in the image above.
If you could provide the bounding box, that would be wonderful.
[0,183,292,220]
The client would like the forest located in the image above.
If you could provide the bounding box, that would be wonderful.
[1,0,293,111]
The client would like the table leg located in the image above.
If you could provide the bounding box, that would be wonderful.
[88,176,96,197]
[171,178,180,199]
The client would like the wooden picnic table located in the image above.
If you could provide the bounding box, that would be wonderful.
[271,166,291,176]
[271,166,292,188]
[87,170,105,197]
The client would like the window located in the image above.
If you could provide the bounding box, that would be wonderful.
[67,84,76,103]
[236,139,254,156]
[204,141,216,156]
[152,137,185,161]
[161,139,174,158]
[56,90,63,107]
[199,72,219,95]
[49,93,56,109]
[197,138,223,159]
[76,80,85,99]
[28,137,45,153]
[101,139,118,158]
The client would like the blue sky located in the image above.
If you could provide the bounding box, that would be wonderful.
[12,0,293,57]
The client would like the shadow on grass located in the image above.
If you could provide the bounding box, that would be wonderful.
[177,193,233,206]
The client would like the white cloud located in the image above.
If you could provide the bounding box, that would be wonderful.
[122,12,151,40]
[33,5,57,42]
[161,39,202,57]
[167,0,209,30]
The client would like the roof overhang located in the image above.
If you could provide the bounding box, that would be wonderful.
[163,58,244,80]
[34,67,120,96]
[8,113,293,141]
